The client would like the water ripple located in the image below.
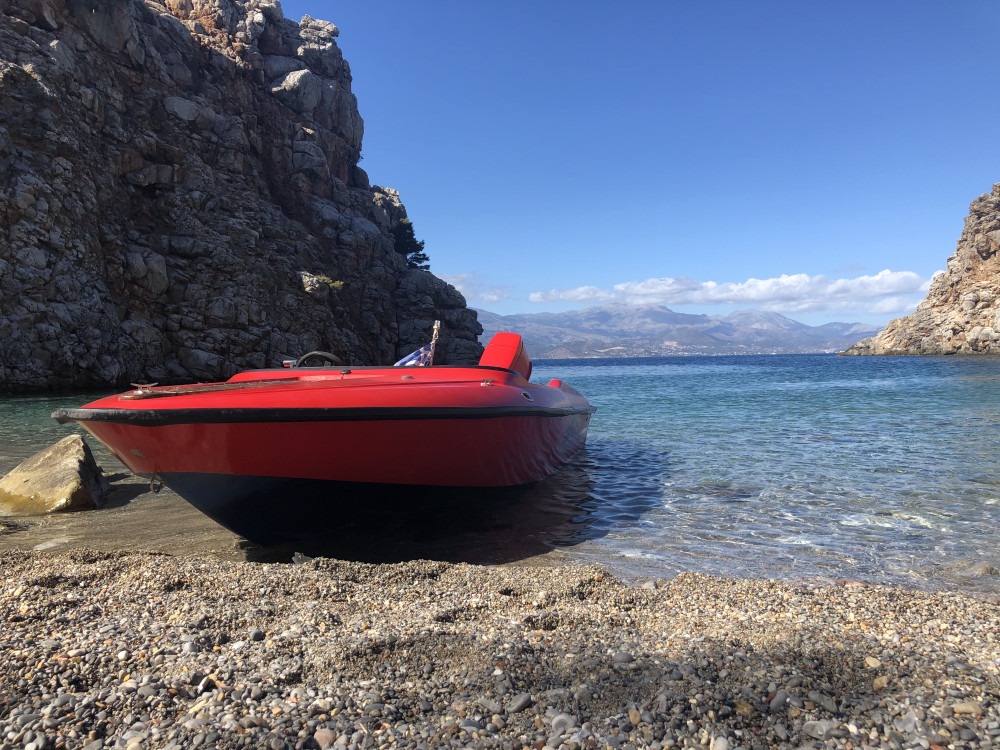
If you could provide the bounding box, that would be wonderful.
[533,354,1000,594]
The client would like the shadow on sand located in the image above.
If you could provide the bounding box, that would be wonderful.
[240,441,667,564]
[243,458,599,565]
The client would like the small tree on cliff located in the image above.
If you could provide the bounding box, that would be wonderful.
[392,218,430,270]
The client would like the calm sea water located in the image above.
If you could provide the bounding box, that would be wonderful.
[528,354,1000,592]
[3,355,1000,593]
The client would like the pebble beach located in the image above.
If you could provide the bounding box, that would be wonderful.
[1,550,998,750]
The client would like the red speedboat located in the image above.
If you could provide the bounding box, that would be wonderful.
[52,332,595,543]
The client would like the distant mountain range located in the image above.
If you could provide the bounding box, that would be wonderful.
[475,304,882,358]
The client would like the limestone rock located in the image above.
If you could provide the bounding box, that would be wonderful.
[0,435,109,514]
[271,68,323,114]
[844,183,1000,355]
[0,0,482,393]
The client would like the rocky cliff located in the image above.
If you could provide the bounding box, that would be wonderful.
[0,0,481,392]
[844,183,1000,356]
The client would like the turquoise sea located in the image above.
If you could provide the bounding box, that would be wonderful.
[3,354,1000,593]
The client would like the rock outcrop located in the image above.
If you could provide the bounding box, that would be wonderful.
[0,0,481,392]
[0,434,109,513]
[844,184,1000,355]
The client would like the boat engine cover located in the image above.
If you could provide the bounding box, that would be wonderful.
[479,332,532,380]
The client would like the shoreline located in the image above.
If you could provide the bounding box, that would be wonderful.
[3,476,1000,594]
[1,549,998,750]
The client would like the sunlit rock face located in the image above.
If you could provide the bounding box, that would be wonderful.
[844,183,1000,356]
[0,434,108,514]
[0,0,481,392]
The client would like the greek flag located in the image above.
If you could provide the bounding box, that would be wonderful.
[394,344,432,367]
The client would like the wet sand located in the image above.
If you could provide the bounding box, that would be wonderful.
[0,478,246,558]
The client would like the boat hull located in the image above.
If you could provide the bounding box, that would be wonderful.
[52,363,595,543]
[71,408,592,487]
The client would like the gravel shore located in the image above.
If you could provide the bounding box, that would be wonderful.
[1,550,998,750]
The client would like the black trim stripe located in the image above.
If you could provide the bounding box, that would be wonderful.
[52,404,596,428]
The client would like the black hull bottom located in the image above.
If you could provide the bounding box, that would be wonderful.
[160,472,537,546]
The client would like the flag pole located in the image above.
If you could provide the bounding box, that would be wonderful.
[427,320,441,366]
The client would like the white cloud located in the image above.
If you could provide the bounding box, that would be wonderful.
[439,273,511,305]
[530,269,931,314]
[527,285,615,304]
[867,296,922,315]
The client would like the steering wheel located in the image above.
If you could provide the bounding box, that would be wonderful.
[294,351,343,368]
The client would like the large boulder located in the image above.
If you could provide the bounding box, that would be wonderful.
[0,435,109,514]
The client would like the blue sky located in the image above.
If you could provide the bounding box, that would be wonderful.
[278,1,1000,325]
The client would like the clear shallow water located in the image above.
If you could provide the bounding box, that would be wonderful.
[3,355,1000,593]
[0,391,118,471]
[528,355,1000,593]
